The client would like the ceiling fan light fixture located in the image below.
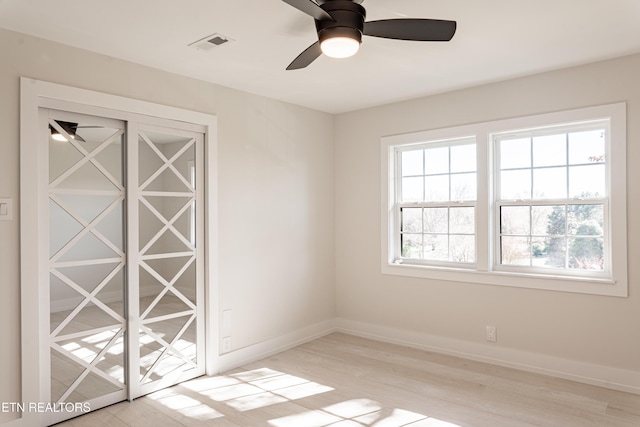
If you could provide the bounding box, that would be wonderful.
[50,131,67,142]
[318,25,362,59]
[321,36,360,58]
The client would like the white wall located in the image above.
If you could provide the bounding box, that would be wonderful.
[0,28,335,423]
[334,53,640,387]
[2,24,639,426]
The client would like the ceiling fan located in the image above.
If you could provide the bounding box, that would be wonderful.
[50,120,110,143]
[282,0,457,70]
[49,121,86,142]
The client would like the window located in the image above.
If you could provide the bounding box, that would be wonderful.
[397,138,477,265]
[381,103,627,296]
[495,123,608,275]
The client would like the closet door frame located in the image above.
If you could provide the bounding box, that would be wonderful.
[20,78,219,427]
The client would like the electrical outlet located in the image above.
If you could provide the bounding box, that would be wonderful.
[486,325,497,342]
[222,336,232,353]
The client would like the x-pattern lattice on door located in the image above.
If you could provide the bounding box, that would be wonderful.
[137,131,198,384]
[48,119,126,403]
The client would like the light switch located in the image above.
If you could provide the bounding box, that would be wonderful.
[0,198,12,220]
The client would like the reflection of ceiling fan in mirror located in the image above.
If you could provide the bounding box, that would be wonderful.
[49,120,103,143]
[282,0,457,70]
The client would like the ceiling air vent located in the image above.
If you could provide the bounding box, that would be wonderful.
[189,33,235,52]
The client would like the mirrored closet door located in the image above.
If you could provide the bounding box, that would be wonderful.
[43,109,205,425]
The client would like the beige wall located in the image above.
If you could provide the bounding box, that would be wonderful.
[0,28,335,422]
[335,53,640,373]
[2,24,639,425]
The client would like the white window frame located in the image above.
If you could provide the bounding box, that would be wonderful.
[381,103,627,297]
[394,137,478,268]
[493,120,611,278]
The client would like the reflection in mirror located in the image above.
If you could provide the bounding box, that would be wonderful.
[48,117,126,405]
[137,129,199,387]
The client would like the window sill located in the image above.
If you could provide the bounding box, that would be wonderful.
[381,262,627,297]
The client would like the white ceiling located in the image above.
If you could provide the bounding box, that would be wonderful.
[1,0,640,114]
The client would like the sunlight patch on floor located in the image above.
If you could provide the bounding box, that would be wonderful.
[181,374,241,391]
[200,369,334,412]
[322,398,381,419]
[268,398,462,427]
[224,391,289,411]
[149,367,334,416]
[353,408,426,426]
[147,388,224,421]
[230,367,282,382]
[146,367,461,427]
[268,409,344,427]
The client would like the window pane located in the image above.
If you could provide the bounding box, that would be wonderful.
[533,167,567,199]
[569,130,605,165]
[401,234,422,259]
[569,237,604,270]
[401,208,422,233]
[501,206,530,235]
[401,177,423,202]
[531,237,548,267]
[532,133,566,167]
[528,237,565,270]
[450,144,476,173]
[531,205,560,236]
[450,207,475,234]
[451,173,476,201]
[423,208,448,233]
[500,170,531,200]
[401,150,423,176]
[423,235,448,261]
[545,236,567,268]
[569,164,605,198]
[424,175,449,202]
[543,205,567,236]
[568,204,604,236]
[501,236,530,266]
[500,138,530,169]
[450,235,475,263]
[424,146,449,175]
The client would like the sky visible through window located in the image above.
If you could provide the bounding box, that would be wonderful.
[499,129,605,200]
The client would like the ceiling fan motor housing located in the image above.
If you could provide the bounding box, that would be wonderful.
[315,0,366,45]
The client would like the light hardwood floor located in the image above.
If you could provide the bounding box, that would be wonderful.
[57,332,640,427]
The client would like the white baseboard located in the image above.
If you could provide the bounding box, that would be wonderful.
[216,319,337,373]
[335,318,640,395]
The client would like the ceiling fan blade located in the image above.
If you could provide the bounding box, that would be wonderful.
[364,18,456,41]
[281,0,333,21]
[286,41,322,70]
